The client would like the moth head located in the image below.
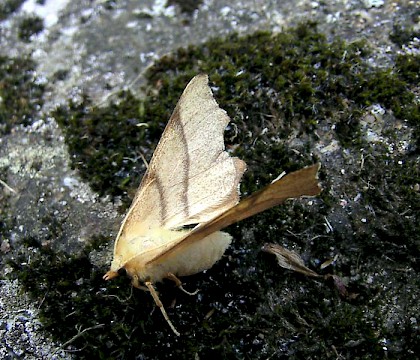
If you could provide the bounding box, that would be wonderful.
[103,257,125,281]
[103,270,118,281]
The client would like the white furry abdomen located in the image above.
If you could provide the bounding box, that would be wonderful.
[139,231,232,283]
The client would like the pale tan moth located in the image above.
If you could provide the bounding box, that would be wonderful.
[104,74,321,336]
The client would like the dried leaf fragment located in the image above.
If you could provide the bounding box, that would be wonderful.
[262,243,320,278]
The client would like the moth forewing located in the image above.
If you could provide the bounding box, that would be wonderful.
[105,74,246,283]
[123,74,246,232]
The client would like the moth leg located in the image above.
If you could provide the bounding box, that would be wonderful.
[145,281,180,337]
[131,275,149,292]
[135,284,150,292]
[166,272,199,296]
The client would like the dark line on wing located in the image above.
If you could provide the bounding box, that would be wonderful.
[156,108,190,224]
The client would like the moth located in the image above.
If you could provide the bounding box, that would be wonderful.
[104,74,321,336]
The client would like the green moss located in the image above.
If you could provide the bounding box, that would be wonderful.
[166,0,203,15]
[389,24,420,48]
[144,25,374,146]
[0,167,15,243]
[0,0,25,21]
[388,24,420,145]
[18,15,44,42]
[354,148,420,265]
[53,92,163,199]
[0,56,45,134]
[395,54,420,84]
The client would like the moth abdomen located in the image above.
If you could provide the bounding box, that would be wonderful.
[129,231,232,283]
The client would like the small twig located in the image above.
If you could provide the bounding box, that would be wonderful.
[324,216,333,233]
[0,179,17,194]
[65,311,77,319]
[139,151,149,169]
[271,171,286,184]
[285,228,312,238]
[9,309,31,314]
[37,290,49,311]
[100,287,133,303]
[52,324,105,356]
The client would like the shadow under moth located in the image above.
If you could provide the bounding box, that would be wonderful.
[104,74,321,335]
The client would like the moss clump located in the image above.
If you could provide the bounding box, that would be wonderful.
[0,167,16,245]
[388,24,420,145]
[0,0,25,21]
[353,148,420,266]
[18,15,44,42]
[0,56,45,134]
[53,92,163,199]
[167,0,203,15]
[395,54,420,84]
[389,24,420,48]
[144,26,371,147]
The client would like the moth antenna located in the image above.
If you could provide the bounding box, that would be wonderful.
[166,273,199,296]
[145,281,180,336]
